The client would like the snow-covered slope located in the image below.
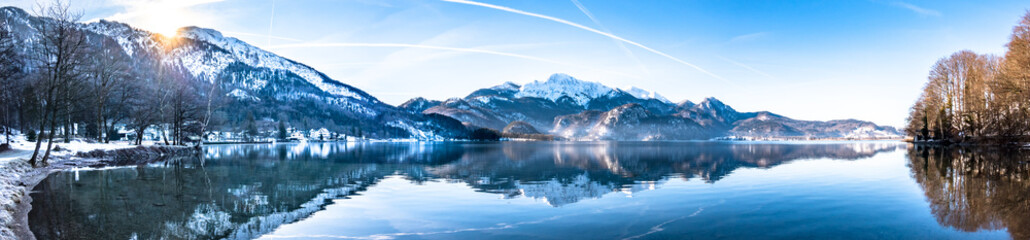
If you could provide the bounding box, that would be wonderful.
[511,74,673,106]
[174,27,372,101]
[515,73,616,106]
[420,74,679,131]
[413,72,902,140]
[622,86,672,104]
[0,6,467,139]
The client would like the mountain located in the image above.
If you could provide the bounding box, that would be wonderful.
[502,121,541,135]
[398,97,442,113]
[552,103,711,140]
[515,73,614,106]
[410,74,902,140]
[422,73,679,131]
[729,112,902,139]
[0,6,468,139]
[623,86,672,104]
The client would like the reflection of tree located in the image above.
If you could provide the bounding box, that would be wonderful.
[908,146,1030,239]
[431,142,902,206]
[29,142,468,240]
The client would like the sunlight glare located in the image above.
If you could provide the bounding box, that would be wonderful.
[107,0,220,37]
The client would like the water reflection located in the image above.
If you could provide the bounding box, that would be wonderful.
[907,146,1030,239]
[431,142,903,206]
[29,141,904,240]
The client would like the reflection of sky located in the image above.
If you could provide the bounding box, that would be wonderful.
[260,150,1009,240]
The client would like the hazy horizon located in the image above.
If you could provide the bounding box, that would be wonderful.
[4,0,1028,126]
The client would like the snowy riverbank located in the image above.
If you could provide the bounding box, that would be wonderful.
[0,137,198,240]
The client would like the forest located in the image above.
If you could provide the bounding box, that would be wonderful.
[0,2,219,166]
[906,11,1030,144]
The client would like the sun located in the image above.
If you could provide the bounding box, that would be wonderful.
[112,1,214,37]
[137,8,190,37]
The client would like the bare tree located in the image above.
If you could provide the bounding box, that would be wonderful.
[996,10,1030,140]
[86,38,130,143]
[908,11,1030,143]
[28,0,89,166]
[126,73,159,146]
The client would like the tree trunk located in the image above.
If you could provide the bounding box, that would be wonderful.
[135,126,145,145]
[63,103,71,143]
[41,107,59,165]
[29,103,51,167]
[161,125,170,145]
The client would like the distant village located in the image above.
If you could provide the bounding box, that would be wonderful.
[101,124,364,144]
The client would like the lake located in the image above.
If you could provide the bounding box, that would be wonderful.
[27,141,1030,239]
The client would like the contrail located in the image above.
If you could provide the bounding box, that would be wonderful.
[442,0,723,81]
[220,31,303,42]
[570,0,648,74]
[267,0,276,48]
[715,55,776,80]
[271,42,638,78]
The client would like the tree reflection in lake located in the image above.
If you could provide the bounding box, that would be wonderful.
[908,146,1030,239]
[29,141,903,240]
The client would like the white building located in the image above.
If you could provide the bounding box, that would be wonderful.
[289,131,306,141]
[309,128,330,140]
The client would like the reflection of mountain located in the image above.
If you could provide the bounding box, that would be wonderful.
[28,142,903,239]
[908,146,1030,239]
[429,142,903,206]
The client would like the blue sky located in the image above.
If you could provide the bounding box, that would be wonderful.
[5,0,1028,126]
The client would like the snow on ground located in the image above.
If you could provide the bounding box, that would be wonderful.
[0,138,144,164]
[0,134,163,239]
[622,86,672,104]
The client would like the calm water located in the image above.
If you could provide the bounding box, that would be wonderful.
[27,141,1030,240]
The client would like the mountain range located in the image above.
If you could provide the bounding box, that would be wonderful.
[2,6,900,141]
[1,6,466,140]
[403,73,902,140]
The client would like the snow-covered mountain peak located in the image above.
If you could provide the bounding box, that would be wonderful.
[0,6,29,19]
[622,86,672,103]
[699,97,729,109]
[175,26,253,52]
[694,97,740,122]
[167,26,372,102]
[545,73,579,84]
[515,73,615,107]
[491,81,521,91]
[176,26,224,40]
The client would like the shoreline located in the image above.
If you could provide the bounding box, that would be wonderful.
[0,145,198,240]
[907,139,1030,148]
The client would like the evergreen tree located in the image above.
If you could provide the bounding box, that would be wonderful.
[245,112,258,142]
[26,129,36,142]
[277,120,288,140]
